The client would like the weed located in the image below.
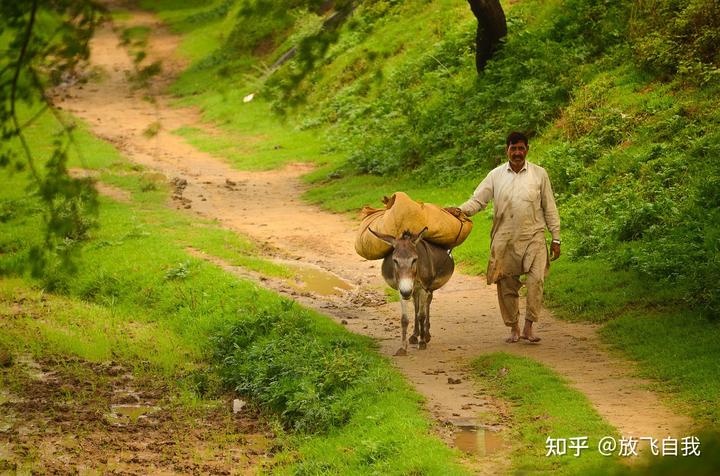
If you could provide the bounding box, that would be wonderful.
[143,121,161,138]
[164,261,191,280]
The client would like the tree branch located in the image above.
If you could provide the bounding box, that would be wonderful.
[10,0,41,182]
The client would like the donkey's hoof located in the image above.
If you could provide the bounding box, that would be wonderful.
[409,335,419,345]
[394,348,408,357]
[418,341,427,350]
[424,333,432,343]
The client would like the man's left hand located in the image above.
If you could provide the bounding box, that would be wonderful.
[550,242,561,261]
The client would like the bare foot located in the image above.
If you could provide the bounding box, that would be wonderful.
[521,320,541,343]
[505,324,520,343]
[520,335,541,343]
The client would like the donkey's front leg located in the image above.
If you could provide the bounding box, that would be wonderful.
[409,291,421,345]
[395,297,411,356]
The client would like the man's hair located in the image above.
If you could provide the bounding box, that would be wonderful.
[506,131,529,147]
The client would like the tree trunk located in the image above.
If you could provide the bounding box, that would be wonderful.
[467,0,507,72]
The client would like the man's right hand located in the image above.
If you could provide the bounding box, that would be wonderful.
[550,242,561,261]
[444,207,462,216]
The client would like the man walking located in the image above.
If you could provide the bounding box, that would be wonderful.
[447,132,561,343]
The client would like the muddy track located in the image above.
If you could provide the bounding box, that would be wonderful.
[56,10,692,471]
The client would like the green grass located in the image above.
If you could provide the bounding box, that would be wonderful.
[543,259,685,323]
[120,25,151,49]
[140,0,246,65]
[384,286,399,303]
[1,105,469,473]
[170,100,343,171]
[472,353,621,475]
[472,354,720,475]
[298,0,474,107]
[215,299,469,475]
[145,0,720,431]
[529,252,720,429]
[110,10,133,22]
[601,310,720,426]
[0,279,186,372]
[1,154,286,378]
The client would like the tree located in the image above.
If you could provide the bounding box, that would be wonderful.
[467,0,507,72]
[1,0,102,282]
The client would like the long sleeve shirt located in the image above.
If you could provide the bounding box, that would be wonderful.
[459,161,560,282]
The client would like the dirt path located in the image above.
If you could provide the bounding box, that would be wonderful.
[56,9,692,470]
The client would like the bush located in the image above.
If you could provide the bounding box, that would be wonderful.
[630,0,720,84]
[213,301,376,432]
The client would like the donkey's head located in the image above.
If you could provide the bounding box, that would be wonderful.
[370,227,428,300]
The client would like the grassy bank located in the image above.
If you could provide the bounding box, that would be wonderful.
[0,107,468,473]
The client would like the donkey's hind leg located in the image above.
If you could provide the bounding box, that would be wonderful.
[423,291,433,343]
[416,288,431,350]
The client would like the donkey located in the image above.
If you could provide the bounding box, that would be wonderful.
[370,227,455,355]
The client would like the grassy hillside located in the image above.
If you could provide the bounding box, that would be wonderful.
[142,0,719,319]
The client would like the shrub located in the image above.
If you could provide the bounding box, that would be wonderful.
[213,301,375,432]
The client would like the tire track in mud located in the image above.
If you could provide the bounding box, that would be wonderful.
[56,10,692,472]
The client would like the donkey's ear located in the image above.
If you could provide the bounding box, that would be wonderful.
[369,228,396,247]
[413,227,428,245]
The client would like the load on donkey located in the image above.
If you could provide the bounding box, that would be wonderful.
[355,192,472,355]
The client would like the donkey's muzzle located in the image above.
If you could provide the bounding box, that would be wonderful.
[398,278,414,300]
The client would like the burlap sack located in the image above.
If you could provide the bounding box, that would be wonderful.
[355,192,473,260]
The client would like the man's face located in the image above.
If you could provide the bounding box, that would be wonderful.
[507,141,529,167]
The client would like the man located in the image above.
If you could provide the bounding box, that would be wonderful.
[447,132,560,343]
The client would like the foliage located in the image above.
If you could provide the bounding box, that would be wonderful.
[295,0,719,317]
[552,76,720,317]
[0,0,103,279]
[629,0,720,85]
[330,0,628,178]
[213,302,374,433]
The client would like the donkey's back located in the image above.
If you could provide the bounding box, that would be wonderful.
[415,239,454,291]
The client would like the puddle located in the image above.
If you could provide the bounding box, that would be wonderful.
[453,424,506,456]
[107,404,156,424]
[279,261,352,296]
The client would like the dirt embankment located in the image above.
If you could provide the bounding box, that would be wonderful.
[0,352,269,474]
